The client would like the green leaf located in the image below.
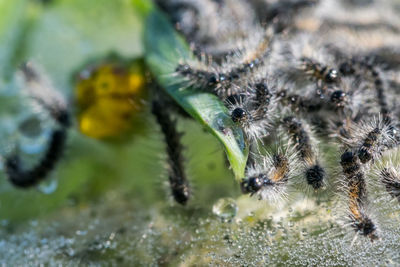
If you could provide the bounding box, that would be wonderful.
[143,7,248,179]
[0,0,27,78]
[131,0,153,17]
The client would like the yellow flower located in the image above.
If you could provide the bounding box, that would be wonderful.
[75,59,147,139]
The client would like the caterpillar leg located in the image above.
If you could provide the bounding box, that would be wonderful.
[151,99,190,205]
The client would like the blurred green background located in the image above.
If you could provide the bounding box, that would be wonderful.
[0,0,238,222]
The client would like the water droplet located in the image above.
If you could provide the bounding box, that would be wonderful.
[212,198,238,220]
[268,228,277,237]
[301,228,308,237]
[37,177,58,194]
[20,129,51,155]
[76,230,87,236]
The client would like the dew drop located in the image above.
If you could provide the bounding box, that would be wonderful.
[301,228,309,237]
[269,228,277,237]
[212,198,238,220]
[19,128,52,155]
[37,177,58,194]
[75,230,87,236]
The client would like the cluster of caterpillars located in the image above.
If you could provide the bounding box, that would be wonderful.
[157,0,400,241]
[2,0,400,243]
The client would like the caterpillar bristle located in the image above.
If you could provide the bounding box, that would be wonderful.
[251,0,319,33]
[340,117,397,165]
[380,167,400,203]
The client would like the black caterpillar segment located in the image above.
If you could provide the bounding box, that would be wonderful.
[231,107,249,124]
[156,0,200,42]
[338,61,356,76]
[241,152,291,198]
[240,174,272,195]
[175,30,273,98]
[282,116,313,161]
[341,151,361,177]
[250,0,318,33]
[152,100,190,205]
[243,80,275,120]
[175,64,220,89]
[226,81,275,141]
[339,58,393,124]
[330,90,347,107]
[368,64,392,124]
[271,153,290,184]
[340,151,378,241]
[321,20,400,34]
[305,164,325,189]
[352,214,378,240]
[357,127,381,164]
[253,80,273,109]
[277,89,323,112]
[4,129,67,188]
[175,56,266,96]
[341,118,398,165]
[362,47,400,71]
[301,57,340,86]
[282,116,325,189]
